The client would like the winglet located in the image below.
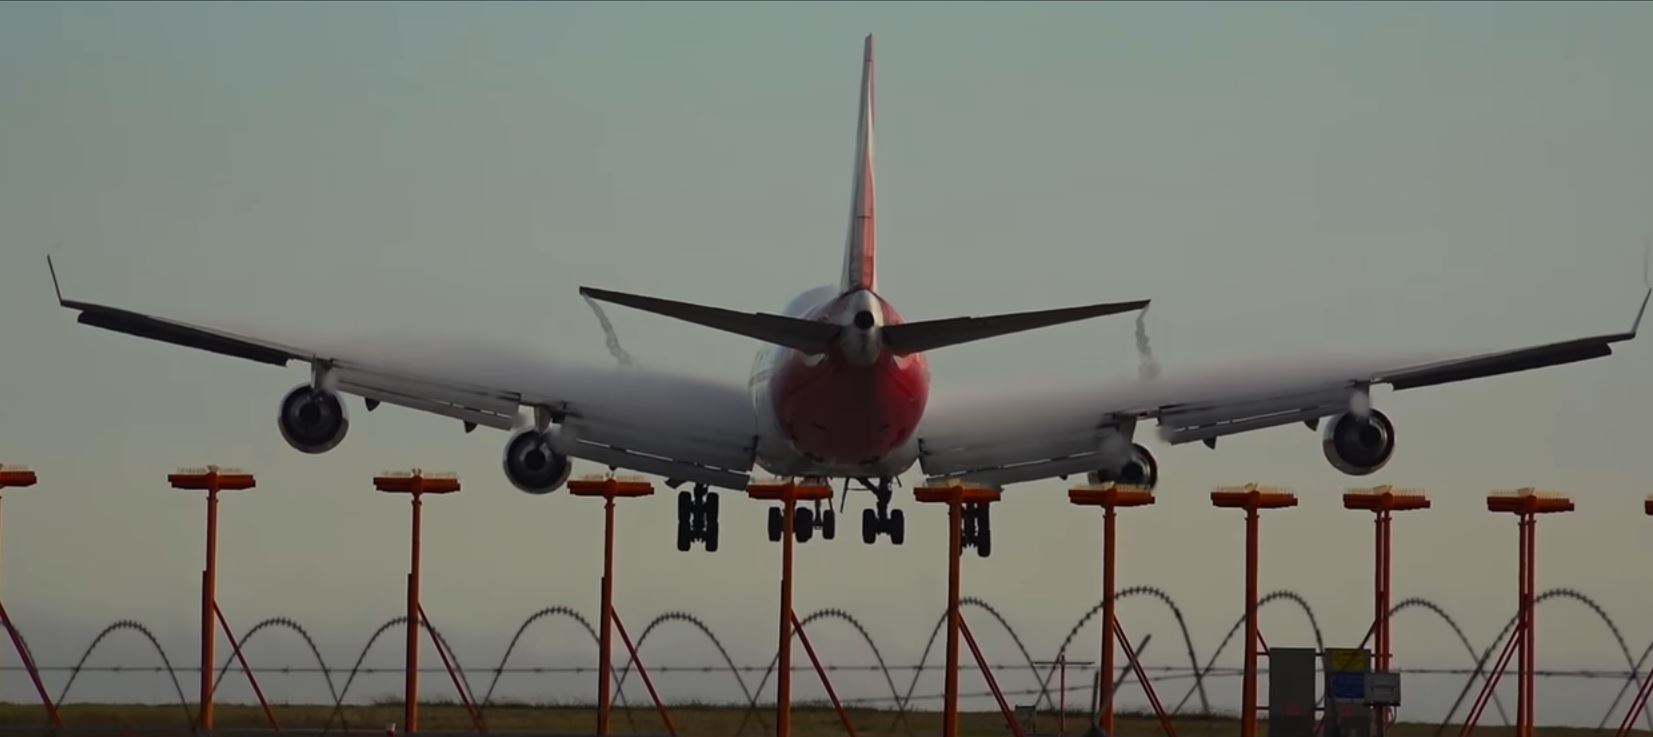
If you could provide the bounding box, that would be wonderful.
[47,254,64,305]
[1631,288,1650,337]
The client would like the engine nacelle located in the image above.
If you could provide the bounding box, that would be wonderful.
[1086,443,1160,489]
[278,384,349,454]
[502,428,573,494]
[1320,409,1396,476]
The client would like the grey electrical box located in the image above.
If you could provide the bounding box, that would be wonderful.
[1268,647,1317,737]
[1365,672,1401,706]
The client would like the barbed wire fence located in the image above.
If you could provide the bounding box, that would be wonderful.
[4,587,1650,733]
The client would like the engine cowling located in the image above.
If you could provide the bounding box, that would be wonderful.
[1320,409,1396,476]
[278,384,349,454]
[1086,443,1160,489]
[502,428,573,494]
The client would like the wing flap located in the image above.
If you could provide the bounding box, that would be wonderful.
[557,438,750,490]
[562,418,755,472]
[336,379,519,432]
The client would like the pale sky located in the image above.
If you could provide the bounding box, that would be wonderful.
[2,0,1652,727]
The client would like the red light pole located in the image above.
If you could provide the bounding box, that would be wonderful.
[168,465,268,733]
[914,481,1025,737]
[747,480,858,737]
[1343,486,1429,734]
[1460,489,1573,737]
[567,476,676,737]
[1068,482,1176,737]
[1212,484,1298,737]
[374,469,461,735]
[0,465,61,729]
[1618,496,1653,737]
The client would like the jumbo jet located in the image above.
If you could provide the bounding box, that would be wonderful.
[52,36,1648,554]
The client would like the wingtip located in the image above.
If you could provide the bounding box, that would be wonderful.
[1632,288,1651,337]
[46,253,64,304]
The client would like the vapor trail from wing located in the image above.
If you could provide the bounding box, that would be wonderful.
[583,294,636,368]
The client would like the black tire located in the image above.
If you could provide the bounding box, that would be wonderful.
[768,506,783,542]
[705,523,720,553]
[678,490,691,523]
[889,509,906,545]
[796,507,815,543]
[676,521,692,552]
[706,491,720,523]
[821,509,836,540]
[862,508,878,544]
[977,529,992,558]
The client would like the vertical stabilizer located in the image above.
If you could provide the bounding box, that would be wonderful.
[840,34,877,294]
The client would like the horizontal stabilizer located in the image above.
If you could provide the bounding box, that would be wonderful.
[579,287,841,354]
[882,299,1149,356]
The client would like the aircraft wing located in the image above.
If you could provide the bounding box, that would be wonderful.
[917,290,1650,488]
[51,261,758,490]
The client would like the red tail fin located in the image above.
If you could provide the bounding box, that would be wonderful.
[840,34,876,293]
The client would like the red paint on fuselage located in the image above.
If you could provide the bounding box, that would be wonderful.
[769,294,929,466]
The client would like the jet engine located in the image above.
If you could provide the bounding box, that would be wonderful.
[1086,443,1160,489]
[503,428,572,494]
[278,384,349,454]
[1320,409,1396,476]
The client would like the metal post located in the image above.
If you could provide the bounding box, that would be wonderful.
[407,492,422,734]
[1059,655,1066,734]
[777,495,795,737]
[599,495,615,736]
[201,483,219,732]
[1101,504,1117,734]
[1242,506,1259,737]
[943,496,962,737]
[1520,514,1535,737]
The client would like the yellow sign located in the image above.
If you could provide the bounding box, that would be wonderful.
[1326,648,1369,672]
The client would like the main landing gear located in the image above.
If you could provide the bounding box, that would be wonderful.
[859,477,906,546]
[676,484,719,552]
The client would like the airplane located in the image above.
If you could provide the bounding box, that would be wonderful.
[51,35,1649,555]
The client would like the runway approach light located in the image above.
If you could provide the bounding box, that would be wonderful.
[374,470,461,495]
[168,466,255,491]
[1212,483,1298,509]
[1487,487,1573,514]
[1343,485,1431,512]
[0,464,38,488]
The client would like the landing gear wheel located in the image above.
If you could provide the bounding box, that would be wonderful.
[858,476,907,546]
[976,527,992,558]
[768,506,784,542]
[675,485,719,553]
[795,507,816,543]
[821,509,836,540]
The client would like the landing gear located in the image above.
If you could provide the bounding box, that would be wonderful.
[859,477,906,545]
[676,485,719,552]
[961,502,992,558]
[768,499,835,543]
